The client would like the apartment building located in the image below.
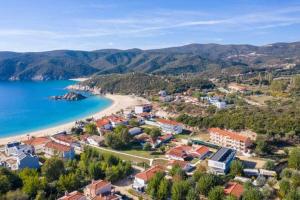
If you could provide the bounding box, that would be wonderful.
[209,128,252,153]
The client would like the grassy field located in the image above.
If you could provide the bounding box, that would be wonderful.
[95,147,152,165]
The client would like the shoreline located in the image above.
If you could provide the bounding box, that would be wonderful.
[0,94,148,145]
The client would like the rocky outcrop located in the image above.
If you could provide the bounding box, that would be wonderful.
[66,84,102,95]
[50,92,86,101]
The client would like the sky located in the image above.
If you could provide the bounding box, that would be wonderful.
[0,0,300,52]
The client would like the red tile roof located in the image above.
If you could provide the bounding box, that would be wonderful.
[166,145,192,159]
[45,141,71,152]
[96,118,111,127]
[94,194,120,200]
[156,118,181,126]
[53,134,75,144]
[135,165,164,182]
[23,137,51,146]
[58,191,85,200]
[88,179,111,192]
[224,182,244,198]
[107,115,126,123]
[194,146,209,156]
[209,128,250,142]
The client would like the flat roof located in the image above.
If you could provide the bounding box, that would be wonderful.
[210,147,236,162]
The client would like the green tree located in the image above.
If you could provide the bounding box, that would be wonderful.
[149,128,161,139]
[3,189,29,200]
[146,172,164,198]
[263,160,275,170]
[197,174,221,196]
[285,189,300,200]
[42,157,65,181]
[35,190,46,200]
[208,186,225,200]
[270,80,287,93]
[85,123,98,135]
[0,175,10,194]
[255,140,270,155]
[171,180,189,200]
[225,195,237,200]
[88,162,103,180]
[143,142,152,151]
[157,178,170,200]
[57,173,80,192]
[288,148,300,170]
[242,187,263,200]
[230,160,244,176]
[279,179,290,197]
[186,188,199,200]
[129,119,139,127]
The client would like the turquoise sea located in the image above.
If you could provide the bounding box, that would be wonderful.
[0,81,112,137]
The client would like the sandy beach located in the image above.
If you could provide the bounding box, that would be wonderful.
[0,94,148,145]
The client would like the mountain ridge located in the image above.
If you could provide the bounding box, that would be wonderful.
[0,41,299,80]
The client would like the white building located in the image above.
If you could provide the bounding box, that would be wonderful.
[156,118,183,134]
[134,104,152,114]
[209,128,252,153]
[133,165,164,192]
[208,147,236,175]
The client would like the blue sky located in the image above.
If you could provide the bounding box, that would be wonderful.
[0,0,300,51]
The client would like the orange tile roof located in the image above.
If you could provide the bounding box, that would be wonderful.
[224,182,244,198]
[166,145,192,158]
[88,179,111,192]
[96,118,111,127]
[209,128,250,142]
[58,191,85,200]
[23,137,51,146]
[194,146,209,155]
[135,165,164,182]
[54,134,75,144]
[107,115,126,123]
[45,141,71,152]
[156,118,181,126]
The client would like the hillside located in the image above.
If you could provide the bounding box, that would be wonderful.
[81,73,215,95]
[0,42,300,80]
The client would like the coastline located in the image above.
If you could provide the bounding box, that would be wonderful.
[0,94,148,145]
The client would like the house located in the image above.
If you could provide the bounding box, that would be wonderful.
[129,127,142,136]
[151,134,173,148]
[166,160,193,172]
[191,146,210,160]
[209,128,252,153]
[96,118,112,131]
[106,115,128,127]
[224,182,244,199]
[134,104,152,114]
[23,137,51,153]
[5,141,34,156]
[87,135,105,146]
[208,147,236,175]
[123,109,133,119]
[51,133,81,151]
[133,165,164,191]
[4,152,39,170]
[44,141,75,159]
[166,145,192,161]
[156,118,183,134]
[58,191,86,200]
[84,179,112,199]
